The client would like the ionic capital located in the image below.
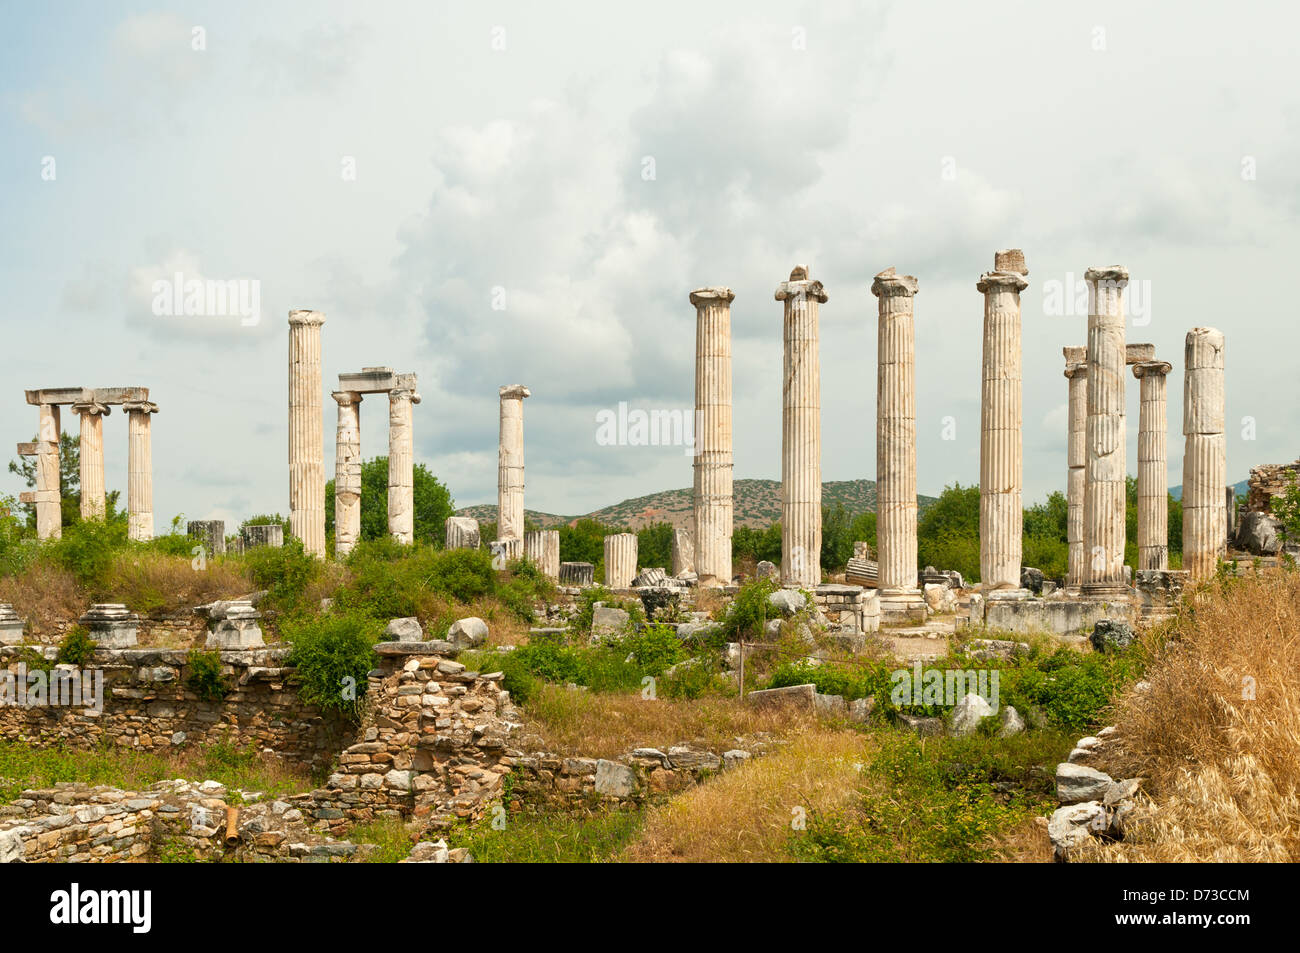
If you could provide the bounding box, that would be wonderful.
[689,287,735,308]
[1132,360,1173,380]
[122,400,159,415]
[870,266,918,298]
[976,271,1029,293]
[71,401,111,417]
[1064,363,1088,380]
[332,390,363,407]
[499,384,531,401]
[288,309,326,327]
[775,265,828,303]
[1083,265,1129,286]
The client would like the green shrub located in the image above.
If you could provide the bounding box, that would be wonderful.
[717,577,779,642]
[47,519,129,586]
[620,623,686,676]
[54,626,98,667]
[242,537,319,612]
[185,649,230,701]
[283,611,382,719]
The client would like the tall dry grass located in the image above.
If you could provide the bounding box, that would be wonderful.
[1080,570,1300,862]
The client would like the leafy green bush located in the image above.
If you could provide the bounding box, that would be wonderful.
[54,626,98,667]
[47,519,128,586]
[717,577,779,641]
[242,537,319,612]
[185,649,230,701]
[283,611,382,719]
[620,623,687,676]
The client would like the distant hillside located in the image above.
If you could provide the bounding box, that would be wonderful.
[1170,478,1249,502]
[455,479,938,531]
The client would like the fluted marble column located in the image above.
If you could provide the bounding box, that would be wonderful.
[288,309,326,557]
[73,399,109,521]
[1182,327,1226,579]
[977,250,1030,594]
[498,385,531,542]
[35,403,61,539]
[1081,267,1129,595]
[524,529,560,580]
[604,532,637,589]
[872,267,923,609]
[388,374,420,545]
[333,390,362,557]
[776,265,826,587]
[1063,347,1088,588]
[1133,360,1172,570]
[124,399,158,541]
[691,287,734,587]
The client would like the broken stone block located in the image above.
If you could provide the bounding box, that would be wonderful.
[444,516,481,550]
[744,683,816,713]
[1056,763,1114,804]
[590,605,629,639]
[187,520,226,558]
[447,617,488,648]
[594,759,638,797]
[1090,618,1135,653]
[384,617,424,641]
[242,524,283,549]
[558,562,595,587]
[205,601,264,649]
[0,605,25,645]
[950,692,995,735]
[78,604,139,649]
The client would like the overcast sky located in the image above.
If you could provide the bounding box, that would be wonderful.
[2,1,1296,528]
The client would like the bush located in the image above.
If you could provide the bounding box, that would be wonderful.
[242,537,319,612]
[283,611,382,719]
[47,519,129,586]
[717,577,779,642]
[185,649,230,701]
[54,626,97,667]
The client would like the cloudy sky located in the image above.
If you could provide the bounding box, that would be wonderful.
[2,1,1296,529]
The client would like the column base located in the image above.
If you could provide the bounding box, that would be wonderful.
[985,587,1033,602]
[1080,583,1132,600]
[878,588,928,624]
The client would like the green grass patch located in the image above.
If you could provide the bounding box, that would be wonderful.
[450,809,644,863]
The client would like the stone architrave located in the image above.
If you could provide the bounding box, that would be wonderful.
[1063,347,1088,588]
[604,533,637,589]
[72,398,110,521]
[1182,328,1226,579]
[445,517,481,550]
[288,309,326,557]
[977,251,1030,595]
[332,391,363,558]
[524,529,561,579]
[497,385,531,542]
[872,267,924,614]
[1133,359,1173,570]
[690,287,735,588]
[123,399,159,541]
[671,528,695,576]
[1081,268,1129,595]
[776,265,826,587]
[387,374,420,545]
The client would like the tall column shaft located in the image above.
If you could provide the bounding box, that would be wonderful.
[977,252,1030,592]
[74,401,109,522]
[1134,361,1172,570]
[497,385,531,541]
[124,400,158,541]
[288,309,326,557]
[35,403,62,539]
[1064,347,1088,587]
[1182,327,1226,579]
[872,267,920,595]
[691,287,734,587]
[604,532,637,589]
[776,265,826,587]
[1081,267,1129,593]
[333,391,362,557]
[387,375,419,545]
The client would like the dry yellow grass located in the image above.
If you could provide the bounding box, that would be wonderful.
[0,561,83,627]
[105,551,254,615]
[622,728,865,862]
[519,684,817,759]
[1079,571,1300,862]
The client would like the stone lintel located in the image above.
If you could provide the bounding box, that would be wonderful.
[1083,266,1129,284]
[26,386,149,406]
[499,384,531,400]
[775,264,828,302]
[689,287,735,307]
[870,266,917,298]
[1132,360,1172,379]
[288,309,325,327]
[338,368,397,393]
[1125,343,1155,364]
[15,441,55,456]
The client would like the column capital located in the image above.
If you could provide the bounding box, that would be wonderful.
[1064,362,1088,380]
[332,390,363,407]
[1133,360,1172,380]
[71,400,110,417]
[870,266,917,298]
[689,287,735,307]
[1083,265,1129,285]
[976,271,1028,293]
[775,265,828,302]
[499,384,531,400]
[122,400,159,415]
[288,309,325,327]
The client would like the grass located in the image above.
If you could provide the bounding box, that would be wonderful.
[348,817,418,863]
[1078,570,1300,862]
[451,809,644,863]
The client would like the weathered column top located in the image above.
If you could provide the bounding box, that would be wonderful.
[870,266,917,298]
[1132,360,1173,379]
[776,264,828,302]
[288,309,325,327]
[1064,345,1088,379]
[1083,266,1129,285]
[122,399,159,415]
[70,400,110,417]
[689,287,735,307]
[499,384,531,400]
[392,373,421,405]
[1126,343,1155,364]
[976,248,1029,293]
[332,390,363,406]
[1185,327,1225,368]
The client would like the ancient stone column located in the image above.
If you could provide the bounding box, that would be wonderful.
[871,267,923,612]
[35,403,61,540]
[497,385,531,542]
[288,309,326,557]
[1081,267,1129,595]
[977,251,1030,595]
[1133,359,1173,570]
[388,374,420,545]
[123,399,159,541]
[445,516,481,550]
[776,265,826,587]
[1063,347,1088,588]
[332,390,362,557]
[671,528,695,577]
[604,533,637,589]
[72,399,109,521]
[1182,327,1226,579]
[691,287,735,588]
[524,529,561,580]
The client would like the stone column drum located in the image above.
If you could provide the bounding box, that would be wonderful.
[34,403,62,540]
[604,533,637,589]
[1081,267,1130,595]
[387,375,419,545]
[333,391,362,557]
[1133,359,1173,571]
[776,266,826,587]
[1182,327,1226,579]
[123,399,159,541]
[977,251,1030,594]
[1063,347,1088,588]
[288,309,326,557]
[497,385,531,542]
[671,528,695,577]
[445,517,481,550]
[73,399,109,521]
[691,287,735,588]
[524,529,561,580]
[871,267,923,610]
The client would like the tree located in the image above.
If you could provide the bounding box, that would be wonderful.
[7,432,122,528]
[637,521,674,569]
[324,456,454,545]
